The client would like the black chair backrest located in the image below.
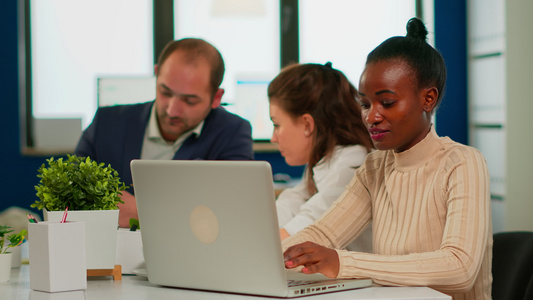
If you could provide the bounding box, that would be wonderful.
[492,231,533,300]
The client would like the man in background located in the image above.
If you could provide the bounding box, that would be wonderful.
[76,38,254,227]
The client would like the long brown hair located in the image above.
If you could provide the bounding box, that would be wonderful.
[268,63,373,194]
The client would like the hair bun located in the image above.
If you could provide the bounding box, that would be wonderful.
[406,17,428,41]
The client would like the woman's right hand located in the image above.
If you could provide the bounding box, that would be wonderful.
[283,241,340,278]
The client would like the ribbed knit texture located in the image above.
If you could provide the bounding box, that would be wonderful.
[282,127,492,300]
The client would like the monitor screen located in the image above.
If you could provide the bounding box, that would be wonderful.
[97,77,156,107]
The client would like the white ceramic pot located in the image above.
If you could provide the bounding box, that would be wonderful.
[115,228,144,274]
[0,253,13,282]
[10,244,21,268]
[44,209,119,270]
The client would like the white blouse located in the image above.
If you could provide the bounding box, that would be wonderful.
[276,145,373,252]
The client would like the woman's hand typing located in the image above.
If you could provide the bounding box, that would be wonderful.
[283,241,340,278]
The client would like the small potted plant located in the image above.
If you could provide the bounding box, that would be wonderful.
[0,225,27,282]
[32,154,127,270]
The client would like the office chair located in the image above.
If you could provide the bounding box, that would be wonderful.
[492,231,533,300]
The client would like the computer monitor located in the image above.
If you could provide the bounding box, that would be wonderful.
[97,76,156,107]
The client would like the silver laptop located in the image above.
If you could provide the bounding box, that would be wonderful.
[130,160,372,297]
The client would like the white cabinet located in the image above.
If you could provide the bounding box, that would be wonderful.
[468,0,533,231]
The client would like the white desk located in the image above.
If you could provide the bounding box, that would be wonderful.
[2,265,451,300]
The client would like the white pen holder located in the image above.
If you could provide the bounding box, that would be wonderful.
[29,221,87,293]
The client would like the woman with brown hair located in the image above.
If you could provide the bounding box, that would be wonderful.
[268,62,373,252]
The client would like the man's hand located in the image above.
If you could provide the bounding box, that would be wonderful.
[117,190,138,228]
[283,241,340,278]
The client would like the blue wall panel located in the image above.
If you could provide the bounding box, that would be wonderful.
[0,1,47,216]
[434,0,468,145]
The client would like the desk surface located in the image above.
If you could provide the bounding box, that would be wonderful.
[2,265,451,300]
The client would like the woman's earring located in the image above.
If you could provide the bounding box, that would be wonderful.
[304,131,310,136]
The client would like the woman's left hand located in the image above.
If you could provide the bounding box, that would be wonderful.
[283,241,340,278]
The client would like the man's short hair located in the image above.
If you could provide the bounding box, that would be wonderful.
[157,38,225,96]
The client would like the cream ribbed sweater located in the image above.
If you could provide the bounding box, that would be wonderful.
[282,127,492,300]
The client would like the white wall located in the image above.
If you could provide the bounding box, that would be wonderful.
[505,0,533,231]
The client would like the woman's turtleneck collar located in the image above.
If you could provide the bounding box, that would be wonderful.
[393,125,442,172]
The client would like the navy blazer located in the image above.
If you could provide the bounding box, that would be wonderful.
[75,101,254,188]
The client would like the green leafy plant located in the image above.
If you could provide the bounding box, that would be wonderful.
[32,155,127,211]
[0,225,27,254]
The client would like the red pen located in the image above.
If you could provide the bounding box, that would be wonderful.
[60,207,69,223]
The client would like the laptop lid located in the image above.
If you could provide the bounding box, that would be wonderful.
[131,160,371,297]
